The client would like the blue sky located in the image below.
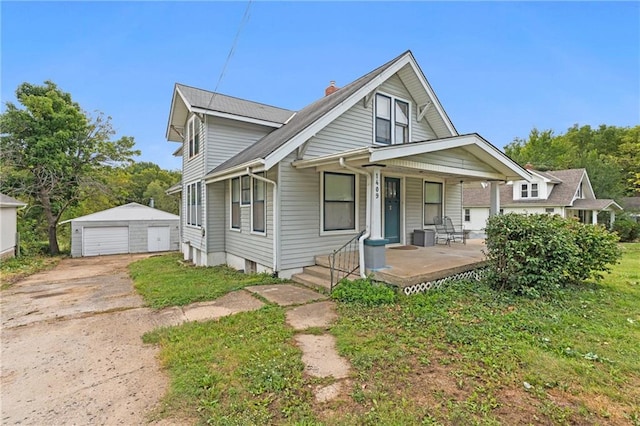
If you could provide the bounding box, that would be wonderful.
[2,1,638,171]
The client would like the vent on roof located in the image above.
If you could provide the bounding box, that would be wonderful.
[325,80,339,96]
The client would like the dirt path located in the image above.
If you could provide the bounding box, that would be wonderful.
[1,254,170,425]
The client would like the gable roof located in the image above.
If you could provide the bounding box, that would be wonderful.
[205,50,458,179]
[59,203,179,224]
[166,84,294,141]
[0,193,27,208]
[463,168,616,209]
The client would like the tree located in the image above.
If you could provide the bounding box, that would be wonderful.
[0,81,139,254]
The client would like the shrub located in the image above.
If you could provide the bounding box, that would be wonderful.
[484,213,620,296]
[331,278,397,306]
[612,213,640,242]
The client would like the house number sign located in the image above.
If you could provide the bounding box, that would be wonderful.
[374,173,380,199]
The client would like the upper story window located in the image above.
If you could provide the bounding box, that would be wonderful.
[520,183,539,198]
[576,184,583,199]
[375,93,409,145]
[464,208,471,222]
[187,115,201,158]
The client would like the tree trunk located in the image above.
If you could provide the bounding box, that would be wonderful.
[39,188,60,255]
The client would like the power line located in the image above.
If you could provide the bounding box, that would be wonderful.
[206,0,253,110]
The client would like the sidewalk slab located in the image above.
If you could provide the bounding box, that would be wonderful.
[182,290,264,322]
[246,284,327,306]
[294,334,350,379]
[286,301,337,330]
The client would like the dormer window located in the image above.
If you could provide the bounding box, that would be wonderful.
[187,115,201,158]
[521,183,539,198]
[577,184,583,199]
[375,93,409,145]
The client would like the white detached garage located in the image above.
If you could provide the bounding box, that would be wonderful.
[62,203,180,257]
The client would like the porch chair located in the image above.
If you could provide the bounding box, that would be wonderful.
[443,216,465,244]
[433,216,451,245]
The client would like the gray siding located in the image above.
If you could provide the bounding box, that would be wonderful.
[444,182,463,228]
[70,220,180,257]
[205,117,273,172]
[223,167,276,267]
[405,177,423,244]
[207,181,225,252]
[303,73,437,159]
[182,114,205,250]
[279,152,366,271]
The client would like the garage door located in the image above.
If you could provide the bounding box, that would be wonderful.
[83,227,129,256]
[147,226,170,252]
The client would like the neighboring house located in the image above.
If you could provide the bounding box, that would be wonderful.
[166,50,530,278]
[61,203,180,257]
[463,168,623,235]
[0,193,27,259]
[620,197,640,222]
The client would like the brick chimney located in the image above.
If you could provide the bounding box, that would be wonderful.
[325,80,338,96]
[525,163,534,170]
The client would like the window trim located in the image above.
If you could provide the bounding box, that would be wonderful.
[185,181,202,228]
[520,183,529,198]
[374,91,411,146]
[464,208,471,222]
[230,177,241,231]
[251,173,267,235]
[187,115,201,159]
[531,183,539,198]
[423,180,444,226]
[320,171,359,236]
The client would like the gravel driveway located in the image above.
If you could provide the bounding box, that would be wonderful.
[1,254,171,425]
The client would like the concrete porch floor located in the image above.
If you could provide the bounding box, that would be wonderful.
[373,239,487,288]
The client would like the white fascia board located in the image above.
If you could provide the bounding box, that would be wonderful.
[406,60,457,136]
[203,160,265,183]
[529,170,554,183]
[580,170,596,198]
[370,136,477,161]
[191,107,284,128]
[383,159,506,180]
[166,86,189,141]
[263,54,414,171]
[291,147,371,169]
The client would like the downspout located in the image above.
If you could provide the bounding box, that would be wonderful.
[246,167,279,275]
[339,158,370,279]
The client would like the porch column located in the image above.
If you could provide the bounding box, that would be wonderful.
[489,182,501,217]
[364,167,388,271]
[610,211,616,228]
[592,210,598,225]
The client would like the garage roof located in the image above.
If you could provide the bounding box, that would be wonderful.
[59,203,179,224]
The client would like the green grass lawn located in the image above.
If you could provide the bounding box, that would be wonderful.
[129,253,282,308]
[141,244,640,425]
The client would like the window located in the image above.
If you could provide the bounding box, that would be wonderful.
[375,93,409,145]
[423,182,443,225]
[577,184,583,199]
[231,178,240,229]
[187,116,200,158]
[464,208,471,222]
[241,175,251,205]
[186,182,202,226]
[252,173,266,233]
[531,183,539,198]
[323,172,356,232]
[521,183,529,198]
[545,208,555,214]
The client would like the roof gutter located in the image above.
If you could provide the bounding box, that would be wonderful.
[339,157,370,279]
[245,167,279,275]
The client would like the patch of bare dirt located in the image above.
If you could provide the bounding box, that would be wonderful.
[0,253,173,425]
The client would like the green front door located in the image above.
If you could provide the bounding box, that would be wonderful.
[384,177,401,244]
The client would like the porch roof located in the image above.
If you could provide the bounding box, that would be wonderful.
[292,133,531,182]
[571,198,623,211]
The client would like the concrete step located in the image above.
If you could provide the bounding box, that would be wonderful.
[303,265,333,280]
[291,272,332,294]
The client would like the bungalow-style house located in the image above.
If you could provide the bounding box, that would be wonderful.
[166,50,531,280]
[0,193,27,259]
[463,168,623,235]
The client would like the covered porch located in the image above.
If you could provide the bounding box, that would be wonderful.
[292,134,530,275]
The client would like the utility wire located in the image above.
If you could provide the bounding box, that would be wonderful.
[206,0,253,110]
